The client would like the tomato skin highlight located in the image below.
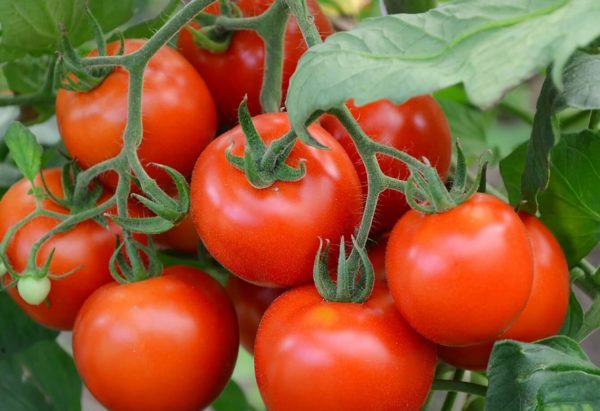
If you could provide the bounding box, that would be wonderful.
[386,193,534,346]
[73,266,239,411]
[56,39,217,190]
[190,113,363,287]
[438,213,570,370]
[0,169,118,330]
[254,285,437,411]
[225,275,285,353]
[320,97,452,236]
[177,0,332,128]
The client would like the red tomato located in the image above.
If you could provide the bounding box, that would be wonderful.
[438,213,570,370]
[56,39,217,191]
[254,285,437,411]
[320,97,452,236]
[178,0,332,128]
[0,169,117,330]
[368,232,389,282]
[154,212,199,254]
[73,266,239,411]
[225,275,285,353]
[190,113,363,287]
[386,193,534,346]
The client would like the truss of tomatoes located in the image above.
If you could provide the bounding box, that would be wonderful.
[1,2,571,411]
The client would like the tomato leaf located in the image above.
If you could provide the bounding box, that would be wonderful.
[499,142,527,206]
[575,298,600,342]
[561,51,600,109]
[538,130,600,265]
[212,379,256,411]
[0,293,58,360]
[4,122,43,183]
[287,0,600,139]
[0,340,81,411]
[382,0,436,14]
[0,0,133,59]
[486,336,600,410]
[559,290,584,339]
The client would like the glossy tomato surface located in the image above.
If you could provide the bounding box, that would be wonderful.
[254,285,437,411]
[439,213,570,370]
[56,39,217,191]
[321,97,452,236]
[226,275,285,353]
[386,193,534,346]
[190,113,363,287]
[178,0,332,128]
[0,169,117,330]
[73,266,239,411]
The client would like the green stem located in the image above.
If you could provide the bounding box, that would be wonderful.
[440,369,466,411]
[432,379,487,398]
[285,0,323,47]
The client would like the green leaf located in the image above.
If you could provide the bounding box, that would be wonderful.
[3,55,52,94]
[4,122,43,183]
[287,0,600,139]
[499,142,527,206]
[383,0,436,14]
[562,51,600,109]
[559,290,584,339]
[538,130,600,265]
[120,0,180,38]
[0,340,81,411]
[0,293,58,360]
[485,336,600,411]
[212,379,256,411]
[575,298,600,342]
[0,0,133,59]
[519,76,562,214]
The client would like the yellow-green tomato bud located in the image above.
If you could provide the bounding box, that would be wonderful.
[17,275,51,305]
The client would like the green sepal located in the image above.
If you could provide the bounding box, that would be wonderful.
[351,236,375,302]
[107,215,174,235]
[189,26,232,54]
[313,239,336,301]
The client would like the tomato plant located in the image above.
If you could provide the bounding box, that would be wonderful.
[73,265,239,411]
[56,39,217,190]
[320,97,452,236]
[178,0,332,128]
[190,112,363,287]
[0,168,117,330]
[386,193,534,346]
[438,213,570,370]
[254,284,437,411]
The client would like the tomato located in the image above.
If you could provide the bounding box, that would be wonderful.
[190,113,363,287]
[386,193,534,346]
[254,285,437,411]
[178,0,332,128]
[438,213,570,370]
[0,168,118,330]
[368,232,389,282]
[154,212,199,254]
[225,275,285,353]
[56,39,217,191]
[320,97,452,236]
[73,265,239,411]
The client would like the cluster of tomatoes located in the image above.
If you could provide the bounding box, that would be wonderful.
[0,0,572,410]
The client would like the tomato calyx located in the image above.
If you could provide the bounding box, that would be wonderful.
[188,2,242,54]
[57,7,123,93]
[407,142,488,214]
[225,99,306,188]
[313,236,375,303]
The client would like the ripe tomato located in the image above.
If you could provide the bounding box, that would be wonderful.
[225,275,285,353]
[154,212,199,254]
[254,285,437,411]
[178,0,332,128]
[0,168,117,330]
[73,265,239,411]
[56,39,217,191]
[438,213,570,370]
[190,113,363,287]
[386,193,534,346]
[320,97,452,236]
[368,232,389,282]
